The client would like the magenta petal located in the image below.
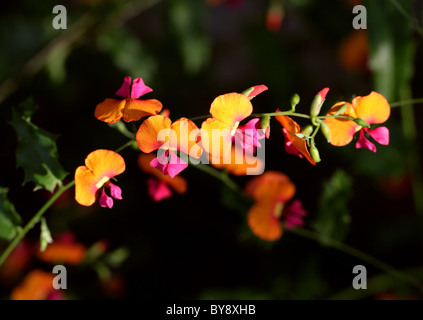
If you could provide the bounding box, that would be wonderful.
[147,178,173,202]
[356,130,376,152]
[367,126,389,146]
[115,76,131,98]
[283,129,303,158]
[283,199,307,230]
[150,151,169,175]
[109,183,122,200]
[130,78,153,99]
[99,189,114,209]
[247,85,268,99]
[167,150,188,178]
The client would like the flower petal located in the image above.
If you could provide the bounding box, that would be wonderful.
[94,99,126,123]
[84,149,126,181]
[75,166,98,206]
[209,92,253,126]
[367,126,389,145]
[146,178,173,202]
[283,199,307,230]
[130,78,153,99]
[246,171,296,203]
[356,130,376,152]
[11,270,56,300]
[275,114,316,165]
[99,189,114,208]
[200,118,233,159]
[324,102,359,146]
[353,91,390,125]
[167,150,188,178]
[136,115,172,153]
[122,99,163,122]
[36,240,86,265]
[171,117,202,158]
[138,154,187,194]
[244,84,268,99]
[115,76,131,98]
[109,183,122,200]
[247,202,282,241]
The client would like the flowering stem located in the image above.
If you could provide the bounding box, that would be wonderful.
[290,227,423,290]
[0,180,75,267]
[190,163,241,194]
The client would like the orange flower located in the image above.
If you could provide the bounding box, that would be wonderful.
[95,76,163,123]
[11,270,63,300]
[245,171,296,241]
[36,232,86,265]
[201,93,254,158]
[138,153,187,201]
[275,112,316,165]
[136,115,202,178]
[75,149,126,208]
[324,92,390,152]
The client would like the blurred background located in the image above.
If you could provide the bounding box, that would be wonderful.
[1,0,423,300]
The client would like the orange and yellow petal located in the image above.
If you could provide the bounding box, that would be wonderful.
[247,202,282,241]
[324,102,359,146]
[138,154,187,194]
[210,147,264,176]
[209,93,253,127]
[200,118,233,159]
[136,115,172,153]
[11,270,55,300]
[122,99,163,122]
[85,149,126,181]
[246,171,296,203]
[36,243,86,266]
[75,166,99,206]
[171,117,202,158]
[353,91,390,125]
[94,99,126,123]
[275,114,316,165]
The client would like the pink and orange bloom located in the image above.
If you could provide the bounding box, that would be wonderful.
[138,153,188,201]
[95,76,163,123]
[245,171,306,241]
[136,115,202,178]
[75,149,125,208]
[11,270,64,300]
[324,91,390,152]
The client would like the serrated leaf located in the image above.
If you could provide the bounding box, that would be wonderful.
[40,217,53,252]
[312,169,352,243]
[0,187,22,240]
[10,99,67,192]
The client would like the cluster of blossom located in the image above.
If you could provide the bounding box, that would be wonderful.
[74,76,390,242]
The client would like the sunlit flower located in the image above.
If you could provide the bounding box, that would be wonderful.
[75,149,125,208]
[95,76,163,123]
[136,115,202,178]
[245,171,299,241]
[324,92,390,152]
[275,112,316,165]
[36,232,86,265]
[11,270,64,300]
[138,153,187,201]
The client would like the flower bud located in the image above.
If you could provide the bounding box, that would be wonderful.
[310,87,329,118]
[310,143,321,163]
[301,125,314,137]
[242,85,268,100]
[354,117,371,128]
[320,122,331,143]
[334,103,348,116]
[290,94,300,110]
[260,116,271,138]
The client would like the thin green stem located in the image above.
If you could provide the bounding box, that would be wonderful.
[190,162,241,194]
[0,180,75,267]
[114,140,135,153]
[251,111,311,119]
[189,115,211,122]
[290,228,423,290]
[390,98,423,108]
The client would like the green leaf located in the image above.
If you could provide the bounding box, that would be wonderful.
[40,217,53,252]
[311,169,352,243]
[0,188,22,240]
[9,98,68,192]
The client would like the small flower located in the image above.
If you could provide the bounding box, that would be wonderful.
[275,112,316,165]
[11,270,64,300]
[245,171,297,241]
[282,199,307,230]
[75,149,126,208]
[138,153,187,201]
[95,76,163,123]
[136,115,202,178]
[324,91,390,152]
[36,232,86,265]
